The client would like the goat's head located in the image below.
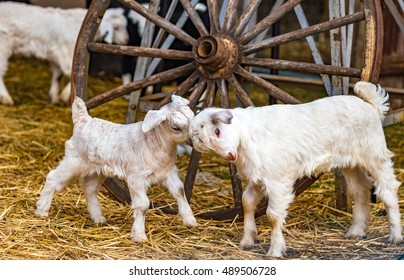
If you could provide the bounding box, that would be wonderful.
[189,108,239,162]
[98,8,129,45]
[142,95,194,144]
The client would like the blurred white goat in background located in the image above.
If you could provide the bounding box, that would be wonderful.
[35,95,197,242]
[189,81,402,257]
[0,2,128,105]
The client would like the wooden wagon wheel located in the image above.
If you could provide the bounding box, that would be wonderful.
[72,0,383,220]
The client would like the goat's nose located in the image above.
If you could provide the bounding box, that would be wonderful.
[226,152,236,161]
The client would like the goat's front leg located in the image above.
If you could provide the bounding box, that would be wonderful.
[164,167,198,227]
[264,180,295,257]
[240,183,263,249]
[127,177,150,242]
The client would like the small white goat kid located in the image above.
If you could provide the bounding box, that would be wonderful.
[35,95,197,241]
[0,2,128,105]
[189,81,402,257]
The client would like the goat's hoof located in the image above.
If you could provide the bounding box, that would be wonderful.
[34,209,49,217]
[0,96,14,106]
[131,235,148,243]
[267,249,284,258]
[183,217,198,227]
[92,216,107,224]
[388,235,403,244]
[346,227,367,239]
[240,238,255,250]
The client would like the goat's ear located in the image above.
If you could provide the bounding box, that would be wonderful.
[98,22,113,44]
[142,110,167,133]
[171,95,189,105]
[210,110,233,125]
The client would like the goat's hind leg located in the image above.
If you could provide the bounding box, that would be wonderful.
[265,180,295,257]
[35,157,81,217]
[343,167,372,239]
[0,35,14,105]
[370,161,403,243]
[240,183,264,249]
[49,63,62,104]
[81,174,106,224]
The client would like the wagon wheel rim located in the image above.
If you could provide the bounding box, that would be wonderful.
[71,0,383,220]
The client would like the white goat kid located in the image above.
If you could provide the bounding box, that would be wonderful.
[0,2,128,105]
[189,81,402,257]
[35,95,197,242]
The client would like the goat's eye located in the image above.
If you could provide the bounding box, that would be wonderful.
[214,128,220,137]
[171,126,181,131]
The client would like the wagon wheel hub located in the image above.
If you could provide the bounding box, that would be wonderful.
[193,34,238,80]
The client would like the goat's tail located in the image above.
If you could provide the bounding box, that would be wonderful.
[71,97,90,125]
[353,81,390,120]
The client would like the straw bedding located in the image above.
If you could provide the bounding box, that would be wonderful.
[0,57,403,260]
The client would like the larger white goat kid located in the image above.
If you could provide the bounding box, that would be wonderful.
[189,81,402,257]
[0,2,128,105]
[35,95,197,242]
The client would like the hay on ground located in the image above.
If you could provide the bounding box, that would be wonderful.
[0,57,403,260]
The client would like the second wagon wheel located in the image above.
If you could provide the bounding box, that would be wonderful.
[72,0,383,220]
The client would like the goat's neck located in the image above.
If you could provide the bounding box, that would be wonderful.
[143,126,177,158]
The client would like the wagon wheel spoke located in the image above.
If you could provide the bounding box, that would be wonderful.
[188,78,207,110]
[238,0,302,44]
[240,57,362,78]
[217,79,230,108]
[226,74,254,108]
[85,62,195,109]
[156,70,200,109]
[222,0,239,32]
[229,0,262,37]
[117,0,196,45]
[243,11,365,55]
[87,43,194,60]
[179,0,209,36]
[203,80,217,107]
[206,0,220,34]
[234,65,301,104]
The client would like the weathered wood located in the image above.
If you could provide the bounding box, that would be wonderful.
[222,0,239,32]
[361,0,383,83]
[234,65,301,104]
[217,79,230,108]
[188,78,207,110]
[207,0,220,34]
[87,43,194,60]
[240,57,361,77]
[229,0,262,37]
[117,0,196,45]
[329,0,343,96]
[184,149,201,201]
[72,0,111,101]
[239,0,302,44]
[226,73,254,107]
[243,11,365,55]
[85,62,195,109]
[179,0,209,36]
[126,0,159,124]
[294,3,333,96]
[156,70,200,109]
